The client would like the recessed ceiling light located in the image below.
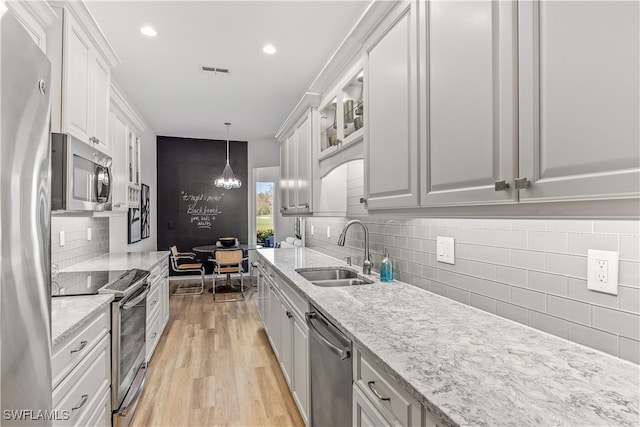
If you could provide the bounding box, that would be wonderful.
[262,44,277,54]
[140,26,157,37]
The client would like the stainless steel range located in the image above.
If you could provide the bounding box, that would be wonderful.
[52,268,150,427]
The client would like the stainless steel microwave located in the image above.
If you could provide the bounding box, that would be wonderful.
[51,133,112,211]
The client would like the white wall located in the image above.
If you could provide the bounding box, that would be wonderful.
[247,138,294,244]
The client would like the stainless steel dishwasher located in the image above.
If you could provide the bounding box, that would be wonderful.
[306,304,352,427]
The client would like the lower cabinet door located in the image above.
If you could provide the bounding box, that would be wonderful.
[353,384,392,427]
[77,387,111,427]
[292,315,309,425]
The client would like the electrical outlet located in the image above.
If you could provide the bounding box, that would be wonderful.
[87,227,92,241]
[436,236,455,265]
[587,249,618,295]
[59,231,65,247]
[311,225,315,236]
[326,226,331,239]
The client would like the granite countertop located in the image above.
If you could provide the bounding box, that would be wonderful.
[60,251,170,273]
[257,248,640,427]
[51,294,114,348]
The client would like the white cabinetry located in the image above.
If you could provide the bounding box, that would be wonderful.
[146,257,170,361]
[353,346,426,427]
[52,305,111,427]
[364,0,419,210]
[109,85,146,210]
[517,0,640,202]
[277,94,319,216]
[5,1,56,53]
[420,0,517,206]
[258,261,309,425]
[48,3,120,152]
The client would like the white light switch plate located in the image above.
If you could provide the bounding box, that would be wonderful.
[87,227,92,241]
[587,249,619,295]
[59,231,65,247]
[436,236,455,264]
[311,225,315,236]
[326,226,331,239]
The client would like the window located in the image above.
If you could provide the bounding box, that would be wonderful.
[256,182,274,244]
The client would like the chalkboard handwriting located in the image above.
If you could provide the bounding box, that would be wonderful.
[181,191,223,229]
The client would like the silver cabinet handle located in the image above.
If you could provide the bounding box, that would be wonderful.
[71,394,89,411]
[514,177,531,189]
[286,310,293,319]
[70,340,88,355]
[150,332,157,339]
[344,256,352,266]
[494,180,510,191]
[305,312,350,360]
[367,381,390,401]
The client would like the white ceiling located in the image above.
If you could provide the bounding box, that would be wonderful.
[86,1,370,142]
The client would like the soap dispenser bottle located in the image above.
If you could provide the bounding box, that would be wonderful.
[380,246,393,282]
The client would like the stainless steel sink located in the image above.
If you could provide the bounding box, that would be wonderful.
[295,268,374,287]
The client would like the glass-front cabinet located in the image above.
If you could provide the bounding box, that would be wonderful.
[319,66,364,160]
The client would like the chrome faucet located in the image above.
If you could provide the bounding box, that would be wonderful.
[337,220,372,275]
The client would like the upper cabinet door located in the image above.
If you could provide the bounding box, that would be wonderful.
[91,53,111,154]
[279,141,289,213]
[421,1,517,206]
[286,134,298,211]
[518,0,640,202]
[296,114,312,213]
[64,12,92,143]
[364,0,419,210]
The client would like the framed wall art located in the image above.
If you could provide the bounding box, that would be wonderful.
[141,184,150,239]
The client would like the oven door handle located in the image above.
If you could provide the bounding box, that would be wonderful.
[119,363,147,417]
[122,287,149,310]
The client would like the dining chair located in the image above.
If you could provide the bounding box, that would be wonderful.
[169,245,205,295]
[210,248,247,302]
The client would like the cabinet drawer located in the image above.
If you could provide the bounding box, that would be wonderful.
[76,387,111,427]
[146,281,161,317]
[353,383,392,427]
[52,306,109,389]
[53,334,110,426]
[353,347,422,427]
[146,308,162,361]
[277,276,307,319]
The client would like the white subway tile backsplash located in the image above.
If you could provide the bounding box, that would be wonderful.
[567,277,618,309]
[619,260,640,287]
[512,219,549,231]
[481,246,511,265]
[568,323,618,357]
[470,293,496,313]
[529,311,568,339]
[619,286,640,314]
[547,296,591,325]
[546,253,587,279]
[592,306,640,341]
[548,220,593,233]
[528,231,569,253]
[567,233,619,256]
[51,217,109,269]
[618,337,640,364]
[620,235,640,261]
[496,301,529,325]
[306,216,640,362]
[511,287,546,312]
[528,271,568,296]
[594,220,640,235]
[511,249,546,271]
[496,266,528,288]
[494,229,527,249]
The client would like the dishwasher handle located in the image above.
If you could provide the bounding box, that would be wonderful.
[306,311,351,360]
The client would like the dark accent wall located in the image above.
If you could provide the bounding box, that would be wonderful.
[157,136,248,272]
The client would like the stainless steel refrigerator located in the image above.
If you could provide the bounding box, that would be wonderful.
[0,7,53,426]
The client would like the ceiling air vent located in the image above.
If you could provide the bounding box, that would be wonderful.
[201,66,230,75]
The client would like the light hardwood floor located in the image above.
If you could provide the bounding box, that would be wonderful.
[131,280,305,427]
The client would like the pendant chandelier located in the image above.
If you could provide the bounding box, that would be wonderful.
[215,122,242,189]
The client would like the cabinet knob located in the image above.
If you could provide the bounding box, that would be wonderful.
[286,310,293,319]
[494,180,510,191]
[514,178,531,189]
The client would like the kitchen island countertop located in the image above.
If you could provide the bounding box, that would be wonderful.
[59,251,170,273]
[257,247,640,427]
[51,294,114,347]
